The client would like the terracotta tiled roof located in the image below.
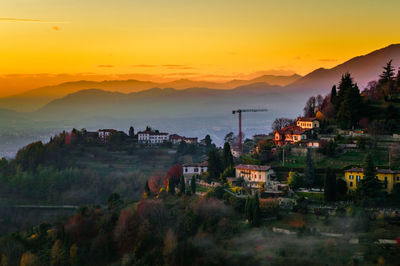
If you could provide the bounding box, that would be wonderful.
[297,117,317,122]
[235,164,271,171]
[183,161,208,167]
[276,125,306,135]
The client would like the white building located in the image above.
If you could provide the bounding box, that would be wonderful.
[182,162,208,177]
[137,130,169,144]
[235,164,274,188]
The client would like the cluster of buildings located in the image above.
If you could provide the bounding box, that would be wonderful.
[274,117,320,146]
[97,128,198,145]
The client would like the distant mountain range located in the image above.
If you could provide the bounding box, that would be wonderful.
[288,44,400,94]
[0,44,399,156]
[0,74,301,112]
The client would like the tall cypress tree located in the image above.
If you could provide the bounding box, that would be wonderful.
[222,142,234,170]
[191,176,196,194]
[180,175,186,195]
[330,85,337,104]
[245,196,252,224]
[207,149,222,178]
[304,149,315,189]
[145,180,151,197]
[168,178,175,195]
[253,194,261,227]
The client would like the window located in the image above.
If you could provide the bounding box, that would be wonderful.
[194,168,199,172]
[185,168,188,173]
[349,175,354,180]
[384,177,388,188]
[397,176,400,181]
[356,175,360,182]
[350,181,353,187]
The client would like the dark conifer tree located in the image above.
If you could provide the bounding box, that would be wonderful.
[145,180,151,197]
[253,194,261,227]
[379,60,395,84]
[357,153,381,199]
[304,149,315,188]
[179,175,186,195]
[129,126,135,137]
[330,85,337,104]
[207,149,222,178]
[191,176,196,194]
[222,142,234,170]
[168,178,175,195]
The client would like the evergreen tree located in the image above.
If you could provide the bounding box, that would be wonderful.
[207,149,222,178]
[337,82,362,129]
[191,176,196,194]
[129,126,135,137]
[324,169,336,202]
[204,135,212,148]
[396,67,400,87]
[304,149,315,188]
[168,178,175,195]
[357,153,381,199]
[245,196,253,224]
[221,142,234,170]
[179,175,186,195]
[253,194,261,227]
[145,180,151,197]
[330,85,337,104]
[335,73,354,112]
[379,60,395,84]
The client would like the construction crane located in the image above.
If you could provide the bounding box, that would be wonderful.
[232,109,268,156]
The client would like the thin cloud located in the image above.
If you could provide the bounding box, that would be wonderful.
[164,72,198,76]
[162,64,194,70]
[98,65,114,68]
[131,64,157,68]
[319,58,338,62]
[0,17,67,23]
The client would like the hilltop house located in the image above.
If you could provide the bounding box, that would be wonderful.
[182,162,208,178]
[274,125,307,146]
[137,130,169,144]
[296,117,320,130]
[344,168,400,194]
[235,164,274,188]
[98,129,117,142]
[169,134,198,145]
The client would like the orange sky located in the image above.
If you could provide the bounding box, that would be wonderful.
[1,0,400,97]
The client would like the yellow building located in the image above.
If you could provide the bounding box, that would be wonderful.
[344,168,400,193]
[296,117,320,130]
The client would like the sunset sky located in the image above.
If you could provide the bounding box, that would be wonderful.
[1,0,400,96]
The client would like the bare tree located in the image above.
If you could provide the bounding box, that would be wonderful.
[272,118,295,131]
[303,96,316,117]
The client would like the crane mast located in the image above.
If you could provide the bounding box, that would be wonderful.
[232,108,268,156]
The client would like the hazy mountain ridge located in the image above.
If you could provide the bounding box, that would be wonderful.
[0,74,302,112]
[289,44,400,94]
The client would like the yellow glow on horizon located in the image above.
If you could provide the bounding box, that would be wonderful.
[0,0,399,96]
